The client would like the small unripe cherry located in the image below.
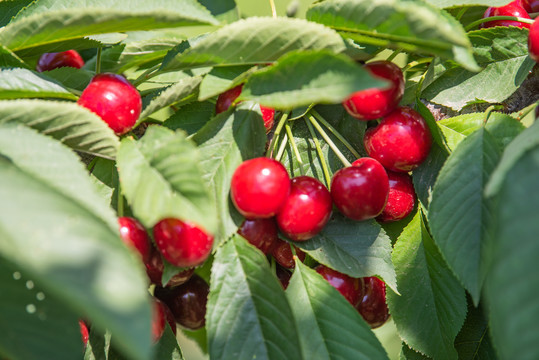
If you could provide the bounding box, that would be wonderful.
[36,50,85,72]
[316,265,363,307]
[238,218,279,254]
[376,171,416,223]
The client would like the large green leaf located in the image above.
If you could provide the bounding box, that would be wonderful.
[163,100,215,135]
[0,99,119,159]
[0,44,28,68]
[0,0,33,27]
[0,67,77,100]
[412,144,448,211]
[401,344,431,360]
[207,234,302,360]
[116,126,216,234]
[307,0,478,71]
[198,65,257,101]
[428,128,500,304]
[0,124,152,360]
[422,27,535,110]
[286,260,389,360]
[387,211,467,360]
[192,102,266,244]
[240,50,387,110]
[198,0,239,23]
[294,213,398,293]
[42,67,94,92]
[160,17,346,72]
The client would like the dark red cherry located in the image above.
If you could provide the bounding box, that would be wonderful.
[529,19,539,62]
[145,246,194,287]
[238,218,279,254]
[276,176,332,241]
[364,107,432,172]
[276,266,292,290]
[271,239,306,269]
[520,0,539,12]
[316,265,363,307]
[77,73,142,135]
[331,158,389,221]
[36,50,84,72]
[480,0,531,29]
[376,171,415,223]
[356,277,389,329]
[78,320,89,346]
[153,218,213,268]
[154,275,209,330]
[343,61,404,121]
[118,217,151,263]
[231,157,291,219]
[152,298,177,342]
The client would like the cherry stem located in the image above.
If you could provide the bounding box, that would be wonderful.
[465,16,534,31]
[269,0,277,18]
[307,114,351,167]
[275,132,289,162]
[310,109,360,159]
[117,186,124,218]
[305,117,332,187]
[455,7,468,20]
[284,121,305,175]
[514,102,538,121]
[95,47,102,74]
[386,49,401,62]
[133,64,161,87]
[267,112,290,158]
[483,105,504,125]
[402,57,433,73]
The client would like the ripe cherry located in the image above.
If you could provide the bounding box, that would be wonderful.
[276,176,332,241]
[364,107,432,172]
[529,19,539,62]
[331,158,389,221]
[343,61,405,121]
[238,218,279,254]
[78,320,89,346]
[356,277,389,329]
[145,246,195,287]
[77,73,142,135]
[36,50,85,72]
[118,217,151,263]
[480,1,531,29]
[376,171,415,223]
[271,239,306,269]
[153,218,213,268]
[152,298,177,342]
[520,0,539,13]
[316,265,362,307]
[276,266,292,289]
[231,157,291,219]
[154,275,209,330]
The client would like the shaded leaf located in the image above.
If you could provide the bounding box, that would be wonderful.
[198,65,257,101]
[42,67,94,92]
[400,343,431,360]
[0,44,28,68]
[198,0,239,23]
[163,100,215,135]
[455,298,498,360]
[412,144,448,211]
[426,0,506,7]
[0,0,33,27]
[0,67,77,100]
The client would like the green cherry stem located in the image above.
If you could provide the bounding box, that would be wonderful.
[269,0,277,18]
[305,117,332,187]
[310,109,360,159]
[267,112,290,158]
[402,57,433,73]
[275,132,289,162]
[307,114,351,168]
[95,47,102,74]
[133,64,161,87]
[455,7,468,20]
[465,16,534,30]
[386,49,402,62]
[483,105,504,125]
[285,121,305,175]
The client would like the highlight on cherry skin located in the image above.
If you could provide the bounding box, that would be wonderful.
[356,276,390,329]
[36,50,85,72]
[343,60,405,121]
[118,216,152,263]
[480,0,531,29]
[77,73,142,135]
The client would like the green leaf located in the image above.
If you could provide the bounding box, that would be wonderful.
[422,27,535,110]
[198,0,239,23]
[240,50,387,110]
[307,0,478,71]
[415,100,450,154]
[0,258,82,360]
[160,17,346,72]
[42,67,94,92]
[425,0,507,8]
[412,144,448,210]
[286,260,389,360]
[0,44,28,68]
[117,126,216,234]
[192,102,266,243]
[400,344,431,360]
[89,158,125,211]
[0,68,77,100]
[294,213,398,294]
[0,0,32,27]
[163,100,215,135]
[0,99,119,159]
[154,327,184,360]
[0,124,152,360]
[387,211,467,360]
[428,128,500,304]
[207,234,302,360]
[198,65,257,101]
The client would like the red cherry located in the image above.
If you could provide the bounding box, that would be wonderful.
[231,157,291,219]
[520,0,539,12]
[271,239,306,269]
[343,61,404,121]
[153,218,213,268]
[276,266,292,289]
[118,217,151,263]
[78,319,89,346]
[77,73,142,135]
[316,265,363,307]
[36,50,84,72]
[356,277,389,329]
[154,275,209,330]
[276,176,332,241]
[152,299,176,342]
[145,246,194,287]
[238,218,279,254]
[376,171,415,223]
[260,106,275,132]
[481,1,531,29]
[364,107,432,172]
[529,19,539,62]
[331,158,389,221]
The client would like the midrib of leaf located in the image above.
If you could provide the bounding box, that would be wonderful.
[455,326,489,360]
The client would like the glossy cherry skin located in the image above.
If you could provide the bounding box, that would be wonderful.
[316,265,363,307]
[145,246,195,287]
[364,107,432,172]
[231,157,291,219]
[36,50,85,72]
[238,218,279,254]
[276,176,332,241]
[356,277,389,329]
[480,1,531,29]
[529,19,539,62]
[153,218,213,268]
[152,298,177,342]
[118,217,151,263]
[271,239,306,269]
[331,158,389,221]
[77,73,142,135]
[78,320,89,346]
[376,171,415,223]
[276,266,292,290]
[260,106,275,132]
[343,61,405,121]
[520,0,539,12]
[154,275,209,330]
